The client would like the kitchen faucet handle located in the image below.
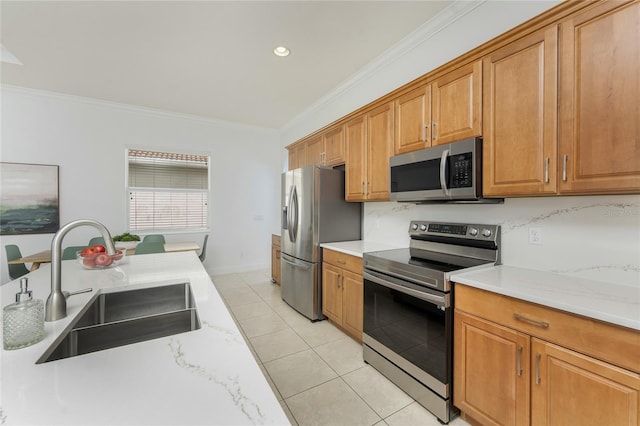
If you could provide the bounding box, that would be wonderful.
[62,288,93,299]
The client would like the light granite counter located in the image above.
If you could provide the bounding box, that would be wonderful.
[451,265,640,331]
[0,251,289,425]
[320,240,405,258]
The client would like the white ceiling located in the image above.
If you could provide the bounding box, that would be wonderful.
[0,1,453,129]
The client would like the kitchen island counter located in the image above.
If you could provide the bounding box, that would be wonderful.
[0,251,289,425]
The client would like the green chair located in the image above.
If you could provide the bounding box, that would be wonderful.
[5,245,30,280]
[88,237,105,246]
[134,242,165,255]
[62,246,89,260]
[142,234,165,244]
[199,235,209,262]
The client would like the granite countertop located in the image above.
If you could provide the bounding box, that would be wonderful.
[451,265,640,331]
[0,251,289,425]
[320,240,405,258]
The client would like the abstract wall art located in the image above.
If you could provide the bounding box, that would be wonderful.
[0,162,60,235]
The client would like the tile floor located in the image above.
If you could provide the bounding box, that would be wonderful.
[211,269,471,426]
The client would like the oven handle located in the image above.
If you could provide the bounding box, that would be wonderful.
[364,270,447,308]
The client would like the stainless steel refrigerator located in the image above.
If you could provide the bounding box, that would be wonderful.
[281,165,361,321]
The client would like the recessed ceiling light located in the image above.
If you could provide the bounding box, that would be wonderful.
[273,46,290,57]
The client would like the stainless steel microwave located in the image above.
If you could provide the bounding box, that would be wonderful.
[390,137,501,203]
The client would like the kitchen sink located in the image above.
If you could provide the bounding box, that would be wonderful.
[37,283,201,364]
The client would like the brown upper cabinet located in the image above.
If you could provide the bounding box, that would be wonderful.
[305,134,324,167]
[289,0,639,198]
[346,103,394,201]
[558,0,640,194]
[484,0,640,197]
[287,124,346,170]
[323,124,346,167]
[288,142,306,170]
[483,26,559,196]
[394,61,482,155]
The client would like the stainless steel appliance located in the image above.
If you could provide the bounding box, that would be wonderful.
[363,220,500,423]
[389,137,501,203]
[281,165,361,321]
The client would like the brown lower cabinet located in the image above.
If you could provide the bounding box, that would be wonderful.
[454,284,640,426]
[322,248,363,341]
[271,234,281,285]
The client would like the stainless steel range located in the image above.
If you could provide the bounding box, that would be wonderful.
[362,220,500,424]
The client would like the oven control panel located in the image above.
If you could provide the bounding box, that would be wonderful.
[409,221,499,242]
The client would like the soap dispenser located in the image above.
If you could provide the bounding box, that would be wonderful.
[3,277,45,350]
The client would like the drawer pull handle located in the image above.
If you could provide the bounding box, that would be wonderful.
[337,259,347,264]
[516,347,523,377]
[513,313,549,328]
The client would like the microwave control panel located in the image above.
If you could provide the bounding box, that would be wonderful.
[450,152,472,188]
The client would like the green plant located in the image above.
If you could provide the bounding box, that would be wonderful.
[112,232,140,242]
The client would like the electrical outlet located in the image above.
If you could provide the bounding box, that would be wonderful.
[529,227,543,245]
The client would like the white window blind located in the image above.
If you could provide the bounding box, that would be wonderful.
[127,149,209,232]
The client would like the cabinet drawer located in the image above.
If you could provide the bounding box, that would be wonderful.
[455,284,640,374]
[323,249,362,274]
[272,234,281,246]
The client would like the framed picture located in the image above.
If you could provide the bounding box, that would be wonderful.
[0,162,60,235]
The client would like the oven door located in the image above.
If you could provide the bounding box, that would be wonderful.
[363,269,452,397]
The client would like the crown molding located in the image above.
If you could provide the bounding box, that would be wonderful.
[281,0,486,135]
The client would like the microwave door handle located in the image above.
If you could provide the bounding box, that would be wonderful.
[440,149,450,196]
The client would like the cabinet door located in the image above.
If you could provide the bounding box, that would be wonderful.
[306,135,324,166]
[558,1,640,194]
[324,124,346,166]
[454,311,530,426]
[432,60,482,146]
[345,115,368,201]
[288,146,297,170]
[289,144,307,170]
[322,263,343,324]
[394,85,431,154]
[531,338,640,426]
[366,102,394,201]
[341,270,363,341]
[483,26,558,196]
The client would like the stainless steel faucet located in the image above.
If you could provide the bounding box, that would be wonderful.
[45,219,117,322]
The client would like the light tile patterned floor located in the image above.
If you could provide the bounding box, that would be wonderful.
[212,269,471,426]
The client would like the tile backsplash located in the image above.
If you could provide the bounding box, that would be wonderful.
[363,194,640,287]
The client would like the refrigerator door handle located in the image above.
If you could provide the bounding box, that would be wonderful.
[281,253,312,270]
[288,185,299,242]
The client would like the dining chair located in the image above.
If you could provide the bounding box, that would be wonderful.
[62,246,89,260]
[142,234,166,244]
[88,237,105,246]
[199,235,209,262]
[5,245,30,280]
[134,242,165,255]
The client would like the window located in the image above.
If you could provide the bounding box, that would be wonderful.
[126,149,209,233]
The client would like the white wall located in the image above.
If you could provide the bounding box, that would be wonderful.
[0,86,282,284]
[279,0,640,288]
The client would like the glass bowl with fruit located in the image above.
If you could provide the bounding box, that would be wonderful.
[77,245,125,270]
